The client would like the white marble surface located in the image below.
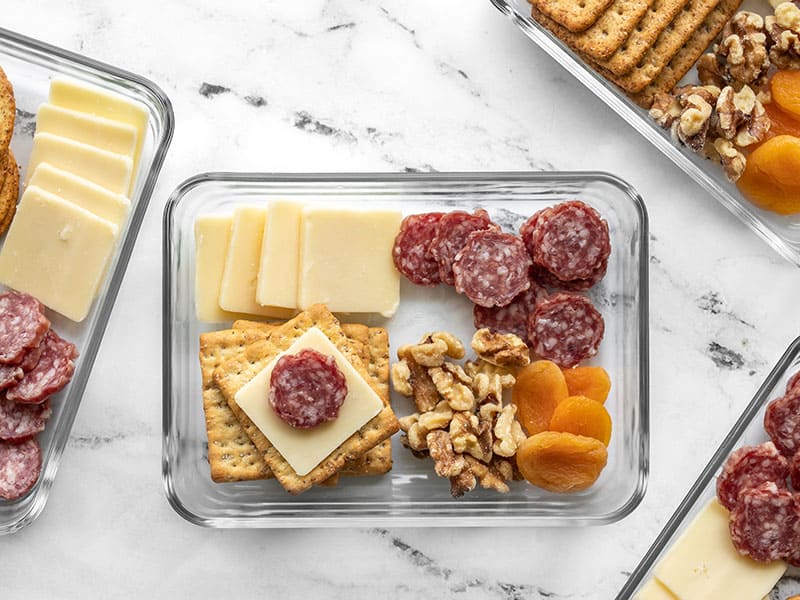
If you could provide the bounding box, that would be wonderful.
[4,1,800,598]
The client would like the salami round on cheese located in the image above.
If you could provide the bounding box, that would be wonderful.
[269,348,348,429]
[764,393,800,457]
[430,209,498,286]
[0,397,51,442]
[392,212,444,286]
[527,292,604,368]
[473,278,548,339]
[729,481,800,562]
[0,438,42,500]
[452,230,532,308]
[7,330,78,404]
[0,291,50,365]
[716,442,789,511]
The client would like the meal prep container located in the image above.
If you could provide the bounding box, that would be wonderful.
[616,337,800,599]
[163,171,649,527]
[489,0,800,267]
[0,27,174,534]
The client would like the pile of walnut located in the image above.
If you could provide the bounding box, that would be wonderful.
[391,328,530,497]
[649,3,800,181]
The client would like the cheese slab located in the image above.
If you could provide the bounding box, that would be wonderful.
[634,579,677,600]
[49,77,148,192]
[653,499,787,600]
[298,207,401,317]
[235,326,383,476]
[218,205,294,319]
[0,186,118,322]
[29,163,130,226]
[35,103,137,158]
[25,132,133,196]
[256,200,302,309]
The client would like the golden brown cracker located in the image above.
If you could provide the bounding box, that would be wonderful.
[215,304,399,494]
[528,0,615,32]
[531,0,655,61]
[591,0,729,93]
[0,149,19,237]
[0,66,13,158]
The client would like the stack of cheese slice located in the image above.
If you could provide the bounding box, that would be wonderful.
[0,78,148,322]
[195,201,402,322]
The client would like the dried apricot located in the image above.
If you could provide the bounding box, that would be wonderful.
[549,395,612,446]
[771,70,800,121]
[512,360,569,436]
[516,431,608,493]
[561,366,611,404]
[737,136,800,215]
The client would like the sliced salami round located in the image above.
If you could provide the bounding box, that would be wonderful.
[764,393,800,457]
[729,481,800,562]
[7,330,78,404]
[392,212,444,286]
[473,278,548,339]
[527,292,605,368]
[787,371,800,397]
[0,291,50,365]
[0,397,51,441]
[716,442,790,511]
[452,230,532,308]
[269,348,348,429]
[431,209,498,286]
[0,438,42,500]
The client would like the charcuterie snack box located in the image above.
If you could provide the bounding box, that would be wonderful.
[162,171,649,527]
[0,28,173,534]
[617,337,800,599]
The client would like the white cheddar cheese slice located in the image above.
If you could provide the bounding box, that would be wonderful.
[29,163,130,227]
[653,499,786,600]
[256,200,302,309]
[298,206,401,317]
[218,206,295,319]
[26,133,133,196]
[634,579,677,600]
[0,186,118,322]
[49,77,148,192]
[235,326,383,476]
[35,103,137,158]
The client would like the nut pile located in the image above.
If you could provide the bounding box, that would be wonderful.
[392,329,529,497]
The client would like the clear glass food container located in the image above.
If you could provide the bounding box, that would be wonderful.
[163,171,649,527]
[489,0,800,267]
[0,27,174,534]
[616,337,800,599]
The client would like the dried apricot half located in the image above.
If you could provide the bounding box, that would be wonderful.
[561,366,611,404]
[512,360,569,436]
[737,135,800,215]
[549,395,612,446]
[771,70,800,121]
[516,431,608,493]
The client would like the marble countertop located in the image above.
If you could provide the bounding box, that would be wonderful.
[5,1,800,598]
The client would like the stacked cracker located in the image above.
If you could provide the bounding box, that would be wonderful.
[201,303,399,494]
[528,0,743,106]
[0,66,19,235]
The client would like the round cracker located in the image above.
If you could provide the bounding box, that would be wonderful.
[0,149,20,236]
[0,66,14,157]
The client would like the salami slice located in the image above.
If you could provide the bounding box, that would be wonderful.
[0,438,42,500]
[473,278,548,339]
[527,292,605,368]
[7,330,78,404]
[729,481,800,562]
[764,393,800,457]
[0,291,50,365]
[452,230,532,308]
[269,348,348,429]
[0,397,51,441]
[430,209,498,286]
[787,371,800,397]
[716,442,790,511]
[392,212,444,286]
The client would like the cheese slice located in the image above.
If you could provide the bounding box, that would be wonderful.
[35,103,137,158]
[634,579,677,600]
[0,186,118,322]
[49,77,148,192]
[235,326,383,476]
[26,133,133,196]
[298,206,401,317]
[653,499,786,600]
[219,206,295,319]
[28,163,130,227]
[256,200,302,309]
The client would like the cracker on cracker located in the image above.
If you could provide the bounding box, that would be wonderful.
[529,0,615,32]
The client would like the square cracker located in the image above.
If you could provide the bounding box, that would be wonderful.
[531,0,654,61]
[215,304,399,494]
[528,0,615,33]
